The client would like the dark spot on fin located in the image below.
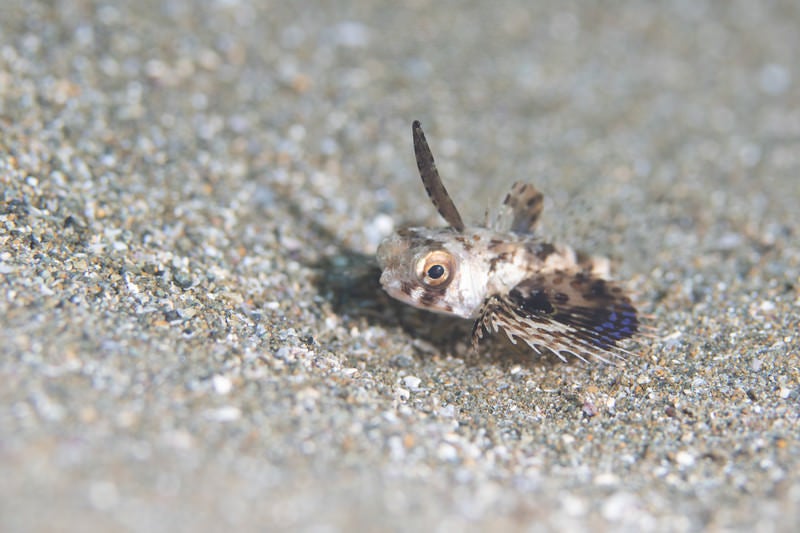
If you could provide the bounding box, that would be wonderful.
[511,287,554,314]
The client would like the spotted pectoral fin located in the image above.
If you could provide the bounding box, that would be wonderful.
[473,272,639,362]
[502,182,544,235]
[412,121,465,232]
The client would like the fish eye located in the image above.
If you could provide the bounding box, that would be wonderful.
[416,250,454,287]
[427,264,445,279]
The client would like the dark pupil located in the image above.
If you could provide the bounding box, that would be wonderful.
[427,264,445,279]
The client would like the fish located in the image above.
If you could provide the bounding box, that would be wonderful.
[376,121,640,362]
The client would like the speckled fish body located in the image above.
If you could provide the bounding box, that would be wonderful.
[377,121,640,362]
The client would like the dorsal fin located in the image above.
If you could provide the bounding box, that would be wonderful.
[503,181,544,234]
[412,121,465,231]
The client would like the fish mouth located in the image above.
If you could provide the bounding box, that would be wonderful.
[377,270,404,298]
[377,271,416,306]
[380,283,406,303]
[378,274,455,315]
[376,236,413,304]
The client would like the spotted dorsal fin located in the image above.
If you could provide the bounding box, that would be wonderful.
[412,120,465,232]
[503,182,543,234]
